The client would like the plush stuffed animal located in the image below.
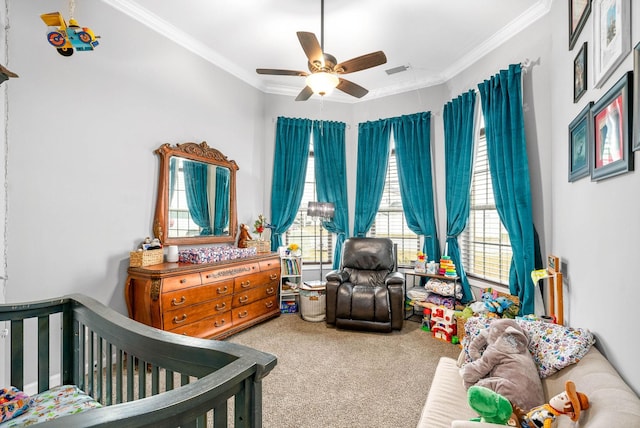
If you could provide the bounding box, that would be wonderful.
[460,318,544,411]
[467,385,517,426]
[467,381,589,428]
[237,223,252,248]
[519,380,589,428]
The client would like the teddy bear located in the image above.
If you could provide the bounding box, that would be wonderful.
[237,223,252,248]
[467,380,590,428]
[460,318,544,412]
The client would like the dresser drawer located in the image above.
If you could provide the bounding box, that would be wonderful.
[234,269,280,293]
[232,296,278,323]
[259,257,280,272]
[201,262,260,284]
[163,296,232,331]
[161,279,233,310]
[169,312,232,338]
[162,273,202,292]
[232,284,278,307]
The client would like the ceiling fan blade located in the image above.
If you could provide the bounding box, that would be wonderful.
[297,31,324,66]
[295,86,314,101]
[256,68,308,77]
[336,78,368,98]
[335,51,387,74]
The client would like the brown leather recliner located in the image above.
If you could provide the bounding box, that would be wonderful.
[325,237,404,332]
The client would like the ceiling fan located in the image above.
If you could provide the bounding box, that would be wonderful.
[256,0,387,101]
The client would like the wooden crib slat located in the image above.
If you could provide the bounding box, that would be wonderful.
[38,315,50,392]
[165,369,174,391]
[106,342,113,406]
[150,364,160,396]
[214,402,228,427]
[96,335,104,403]
[115,349,123,404]
[75,322,86,391]
[126,352,134,401]
[139,359,147,399]
[10,319,24,390]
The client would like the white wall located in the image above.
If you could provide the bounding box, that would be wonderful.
[5,1,265,316]
[2,0,638,396]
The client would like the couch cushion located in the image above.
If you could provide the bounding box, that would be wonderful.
[543,347,640,428]
[417,357,477,428]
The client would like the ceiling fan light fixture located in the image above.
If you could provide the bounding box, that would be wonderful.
[306,72,339,96]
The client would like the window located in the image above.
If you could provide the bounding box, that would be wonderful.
[284,138,333,265]
[460,125,512,285]
[368,138,420,267]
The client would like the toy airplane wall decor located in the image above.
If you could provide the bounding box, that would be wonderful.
[40,12,99,57]
[0,64,18,85]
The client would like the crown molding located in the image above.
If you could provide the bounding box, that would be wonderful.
[102,0,552,103]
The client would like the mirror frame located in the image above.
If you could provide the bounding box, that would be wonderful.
[153,141,239,245]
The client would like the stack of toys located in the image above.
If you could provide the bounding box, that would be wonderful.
[439,255,458,277]
[430,306,457,342]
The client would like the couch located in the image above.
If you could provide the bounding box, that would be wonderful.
[418,345,640,427]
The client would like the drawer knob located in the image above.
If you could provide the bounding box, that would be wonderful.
[239,295,249,304]
[217,285,229,294]
[266,287,275,295]
[269,274,278,280]
[241,280,251,288]
[214,319,226,327]
[180,278,187,284]
[171,296,186,306]
[173,314,188,324]
[238,310,249,319]
[265,301,274,308]
[215,302,227,311]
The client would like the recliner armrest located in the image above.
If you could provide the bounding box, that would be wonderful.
[384,271,404,286]
[326,270,349,283]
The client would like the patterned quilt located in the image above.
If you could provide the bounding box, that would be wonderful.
[0,385,100,427]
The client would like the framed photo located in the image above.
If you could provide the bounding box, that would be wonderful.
[569,0,591,50]
[633,41,640,151]
[592,0,630,89]
[591,71,633,181]
[568,101,592,181]
[574,42,588,103]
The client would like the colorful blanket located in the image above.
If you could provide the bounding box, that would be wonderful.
[0,385,100,426]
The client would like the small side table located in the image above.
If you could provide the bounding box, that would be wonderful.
[404,271,459,320]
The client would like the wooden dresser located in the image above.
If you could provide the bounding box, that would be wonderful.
[125,253,280,339]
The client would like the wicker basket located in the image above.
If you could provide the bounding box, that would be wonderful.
[246,240,271,253]
[129,249,164,267]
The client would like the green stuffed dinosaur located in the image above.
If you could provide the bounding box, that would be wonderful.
[467,385,516,426]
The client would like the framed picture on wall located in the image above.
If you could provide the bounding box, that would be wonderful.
[574,42,588,103]
[633,41,640,151]
[591,71,633,181]
[592,0,630,89]
[568,101,592,181]
[569,0,591,50]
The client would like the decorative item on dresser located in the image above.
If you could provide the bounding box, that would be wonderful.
[125,253,281,339]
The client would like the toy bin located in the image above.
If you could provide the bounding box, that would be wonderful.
[299,283,326,322]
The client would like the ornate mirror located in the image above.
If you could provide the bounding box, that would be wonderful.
[153,142,238,245]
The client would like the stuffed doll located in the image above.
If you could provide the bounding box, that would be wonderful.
[460,318,544,411]
[519,380,589,428]
[467,381,589,427]
[237,224,252,248]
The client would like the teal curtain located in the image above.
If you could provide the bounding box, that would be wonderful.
[392,112,440,263]
[213,166,230,235]
[183,161,211,235]
[270,117,312,250]
[353,119,391,236]
[478,64,536,315]
[313,120,349,268]
[443,90,477,303]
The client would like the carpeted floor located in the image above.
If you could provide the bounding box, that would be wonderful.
[226,313,461,428]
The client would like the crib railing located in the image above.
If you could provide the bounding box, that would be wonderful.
[0,294,277,427]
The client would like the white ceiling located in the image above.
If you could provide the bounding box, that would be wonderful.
[103,0,551,103]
